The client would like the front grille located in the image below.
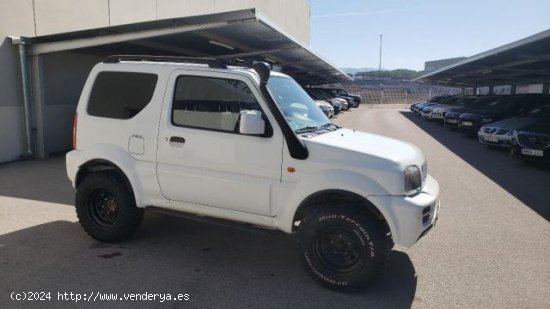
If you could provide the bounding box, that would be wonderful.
[518,134,550,150]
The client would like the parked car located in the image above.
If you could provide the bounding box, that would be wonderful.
[478,103,550,148]
[325,88,360,108]
[328,88,362,104]
[316,88,352,110]
[414,102,437,115]
[412,95,452,114]
[511,119,550,164]
[410,101,423,111]
[443,96,502,129]
[315,100,335,118]
[458,95,547,136]
[66,55,440,292]
[306,88,342,113]
[431,96,482,122]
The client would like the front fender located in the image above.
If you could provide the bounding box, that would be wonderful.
[274,169,393,233]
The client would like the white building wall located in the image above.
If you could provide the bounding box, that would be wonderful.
[31,0,309,44]
[33,0,110,36]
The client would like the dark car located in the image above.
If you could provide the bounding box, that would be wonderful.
[444,96,502,129]
[305,88,341,113]
[458,95,546,135]
[511,119,550,164]
[414,102,438,115]
[329,88,362,105]
[316,88,354,109]
[429,96,484,123]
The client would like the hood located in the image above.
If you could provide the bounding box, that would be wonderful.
[300,128,425,195]
[482,117,535,131]
[518,119,550,134]
[432,104,458,112]
[460,111,503,119]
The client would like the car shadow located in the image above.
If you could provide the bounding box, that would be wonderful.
[400,111,549,220]
[0,213,417,309]
[0,155,74,205]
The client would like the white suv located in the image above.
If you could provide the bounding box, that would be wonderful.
[66,55,440,291]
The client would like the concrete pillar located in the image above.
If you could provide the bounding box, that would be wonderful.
[488,85,494,95]
[510,85,517,95]
[543,83,549,95]
[473,86,478,95]
[30,55,47,159]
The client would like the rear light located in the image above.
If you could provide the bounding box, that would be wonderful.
[72,112,77,150]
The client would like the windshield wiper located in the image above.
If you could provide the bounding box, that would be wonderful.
[295,123,339,134]
[295,126,320,134]
[320,123,339,130]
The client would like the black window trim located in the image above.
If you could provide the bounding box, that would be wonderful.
[170,74,273,138]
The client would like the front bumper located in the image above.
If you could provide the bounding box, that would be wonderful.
[431,112,445,122]
[511,146,550,163]
[444,117,459,128]
[368,175,440,247]
[421,111,432,119]
[478,131,513,148]
[458,120,481,134]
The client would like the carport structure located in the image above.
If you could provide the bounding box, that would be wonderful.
[11,9,350,159]
[414,29,550,94]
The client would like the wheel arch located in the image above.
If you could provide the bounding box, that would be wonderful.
[292,189,392,240]
[75,159,138,205]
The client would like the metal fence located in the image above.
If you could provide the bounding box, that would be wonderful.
[343,87,466,107]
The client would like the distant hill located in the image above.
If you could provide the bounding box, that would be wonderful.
[354,69,424,80]
[340,67,379,74]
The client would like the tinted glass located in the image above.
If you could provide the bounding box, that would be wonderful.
[172,76,263,133]
[88,72,158,119]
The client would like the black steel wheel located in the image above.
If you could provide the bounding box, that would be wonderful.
[299,205,391,292]
[76,172,143,243]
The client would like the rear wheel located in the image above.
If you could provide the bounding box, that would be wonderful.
[76,172,143,242]
[298,206,391,292]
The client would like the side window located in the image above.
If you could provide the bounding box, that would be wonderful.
[172,76,264,133]
[87,72,158,119]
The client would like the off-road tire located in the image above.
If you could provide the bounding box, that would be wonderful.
[76,172,143,243]
[298,205,390,292]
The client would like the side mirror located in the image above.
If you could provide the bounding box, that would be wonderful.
[239,110,265,135]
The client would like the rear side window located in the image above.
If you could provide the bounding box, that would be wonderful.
[172,76,263,133]
[87,72,158,119]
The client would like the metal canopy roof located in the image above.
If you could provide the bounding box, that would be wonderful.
[22,9,350,85]
[414,29,550,87]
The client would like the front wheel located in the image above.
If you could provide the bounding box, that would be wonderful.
[298,206,391,292]
[76,172,143,243]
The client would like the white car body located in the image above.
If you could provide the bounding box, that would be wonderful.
[315,100,334,118]
[66,61,439,247]
[431,104,458,121]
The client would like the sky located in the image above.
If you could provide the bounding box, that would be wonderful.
[309,0,550,71]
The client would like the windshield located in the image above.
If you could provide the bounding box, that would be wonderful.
[267,76,331,133]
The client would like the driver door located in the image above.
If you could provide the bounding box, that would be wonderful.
[156,70,283,216]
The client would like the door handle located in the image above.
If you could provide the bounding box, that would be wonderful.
[169,136,185,144]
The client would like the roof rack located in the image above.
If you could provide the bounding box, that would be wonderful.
[103,55,228,69]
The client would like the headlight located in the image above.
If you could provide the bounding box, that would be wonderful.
[481,118,493,123]
[404,165,422,193]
